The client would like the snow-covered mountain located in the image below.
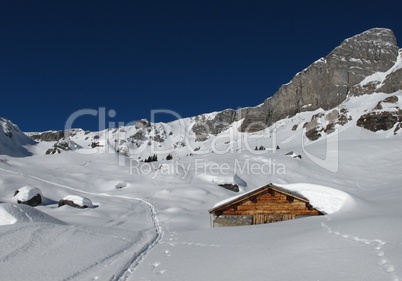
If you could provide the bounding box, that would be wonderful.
[0,117,35,157]
[1,28,402,281]
[20,28,402,162]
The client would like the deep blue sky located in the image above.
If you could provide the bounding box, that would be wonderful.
[1,1,401,132]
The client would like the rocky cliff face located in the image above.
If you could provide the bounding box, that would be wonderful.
[29,129,85,142]
[238,28,400,132]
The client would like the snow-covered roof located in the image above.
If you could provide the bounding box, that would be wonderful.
[210,183,353,215]
[209,183,310,213]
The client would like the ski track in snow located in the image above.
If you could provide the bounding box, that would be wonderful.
[0,166,163,281]
[321,216,399,281]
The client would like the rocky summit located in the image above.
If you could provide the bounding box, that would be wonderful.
[238,28,400,132]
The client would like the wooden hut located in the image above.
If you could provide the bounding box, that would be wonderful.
[209,183,324,227]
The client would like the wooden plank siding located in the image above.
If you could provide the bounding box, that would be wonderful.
[209,184,324,226]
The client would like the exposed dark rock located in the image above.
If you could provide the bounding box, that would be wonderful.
[291,124,298,131]
[90,142,101,148]
[383,95,399,103]
[304,113,324,141]
[377,68,402,94]
[374,96,399,110]
[31,131,65,142]
[304,109,350,141]
[305,128,322,141]
[14,187,43,207]
[130,131,145,141]
[174,141,185,149]
[325,123,336,134]
[58,199,88,209]
[285,151,302,159]
[218,183,239,192]
[30,130,81,142]
[152,134,164,143]
[17,194,42,207]
[374,101,383,110]
[356,110,402,132]
[192,109,238,139]
[135,119,150,129]
[46,139,80,154]
[195,135,208,142]
[46,147,60,154]
[394,123,402,135]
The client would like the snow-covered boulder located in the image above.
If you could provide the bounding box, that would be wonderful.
[58,195,94,209]
[14,185,43,207]
[115,182,127,189]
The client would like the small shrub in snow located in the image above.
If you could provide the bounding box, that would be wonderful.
[144,154,158,162]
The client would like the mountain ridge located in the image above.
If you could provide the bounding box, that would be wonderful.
[1,27,402,158]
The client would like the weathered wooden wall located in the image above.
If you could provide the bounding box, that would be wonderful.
[220,192,321,219]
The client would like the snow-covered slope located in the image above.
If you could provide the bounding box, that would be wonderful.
[1,121,401,280]
[0,117,35,157]
[1,28,402,281]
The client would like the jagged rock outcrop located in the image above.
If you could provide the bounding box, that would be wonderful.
[134,119,150,129]
[304,108,351,141]
[239,28,400,132]
[356,95,402,134]
[357,111,402,132]
[46,139,81,154]
[192,109,238,140]
[29,129,83,142]
[30,130,65,141]
[377,68,402,94]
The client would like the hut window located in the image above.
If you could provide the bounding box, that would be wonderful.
[268,188,275,196]
[286,195,294,203]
